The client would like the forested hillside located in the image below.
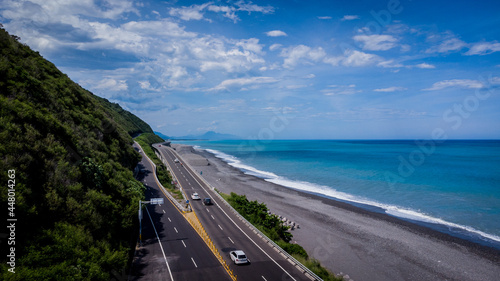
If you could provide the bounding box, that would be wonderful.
[0,27,159,279]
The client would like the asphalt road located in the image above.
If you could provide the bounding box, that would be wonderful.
[154,144,314,281]
[129,143,232,281]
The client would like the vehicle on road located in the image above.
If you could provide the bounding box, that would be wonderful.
[230,250,249,265]
[174,158,179,163]
[202,198,212,205]
[191,193,200,200]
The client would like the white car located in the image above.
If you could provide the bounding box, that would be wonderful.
[230,250,249,265]
[191,193,200,200]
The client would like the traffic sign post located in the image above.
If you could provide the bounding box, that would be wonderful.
[139,198,164,246]
[150,198,164,205]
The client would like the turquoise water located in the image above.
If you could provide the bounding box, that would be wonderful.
[175,139,500,246]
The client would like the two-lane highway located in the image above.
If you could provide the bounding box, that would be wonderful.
[154,144,314,281]
[130,142,232,281]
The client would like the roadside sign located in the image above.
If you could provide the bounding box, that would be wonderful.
[186,200,190,204]
[150,198,164,205]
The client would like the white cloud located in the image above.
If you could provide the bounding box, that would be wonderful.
[341,15,359,21]
[169,3,210,21]
[465,41,500,56]
[122,20,197,38]
[280,45,381,69]
[94,78,128,91]
[318,16,332,20]
[400,44,411,52]
[353,34,398,51]
[235,38,264,54]
[1,0,138,21]
[168,1,274,23]
[207,5,238,22]
[490,76,500,84]
[236,1,274,14]
[424,79,485,91]
[426,38,467,53]
[210,76,278,91]
[342,50,380,67]
[377,60,404,68]
[415,63,435,69]
[280,45,326,69]
[285,84,308,90]
[323,56,343,66]
[322,84,360,96]
[374,86,407,92]
[207,1,274,22]
[266,30,287,37]
[269,44,282,51]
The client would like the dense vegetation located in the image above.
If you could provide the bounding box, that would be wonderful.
[223,192,342,281]
[0,27,153,279]
[134,134,183,200]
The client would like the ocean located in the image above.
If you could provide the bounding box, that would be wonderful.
[174,139,500,248]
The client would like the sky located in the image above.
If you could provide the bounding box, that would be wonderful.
[1,0,500,139]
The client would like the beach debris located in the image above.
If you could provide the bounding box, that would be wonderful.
[268,211,300,230]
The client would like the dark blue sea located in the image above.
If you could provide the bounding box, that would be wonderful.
[175,139,500,247]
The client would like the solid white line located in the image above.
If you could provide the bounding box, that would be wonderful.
[191,257,198,268]
[228,237,234,244]
[145,207,174,281]
[218,224,223,230]
[174,227,178,233]
[181,240,187,248]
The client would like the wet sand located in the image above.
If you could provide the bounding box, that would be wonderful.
[171,143,500,281]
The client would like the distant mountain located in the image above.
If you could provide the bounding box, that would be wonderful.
[154,131,170,140]
[158,130,239,140]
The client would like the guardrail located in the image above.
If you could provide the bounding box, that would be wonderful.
[168,146,323,281]
[153,147,194,213]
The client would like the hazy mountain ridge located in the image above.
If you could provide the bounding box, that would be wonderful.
[155,130,239,140]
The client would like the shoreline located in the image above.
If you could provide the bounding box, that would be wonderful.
[172,143,500,281]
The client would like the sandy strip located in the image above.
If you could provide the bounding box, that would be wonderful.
[171,143,500,281]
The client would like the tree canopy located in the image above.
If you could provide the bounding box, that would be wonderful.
[0,27,158,280]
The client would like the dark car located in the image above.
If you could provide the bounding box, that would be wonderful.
[202,198,212,205]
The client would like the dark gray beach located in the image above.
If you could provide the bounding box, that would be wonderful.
[172,143,500,281]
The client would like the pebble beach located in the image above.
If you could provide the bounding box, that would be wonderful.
[172,143,500,281]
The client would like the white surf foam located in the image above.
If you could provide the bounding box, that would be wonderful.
[198,147,500,244]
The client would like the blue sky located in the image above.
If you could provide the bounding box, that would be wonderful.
[1,0,500,139]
